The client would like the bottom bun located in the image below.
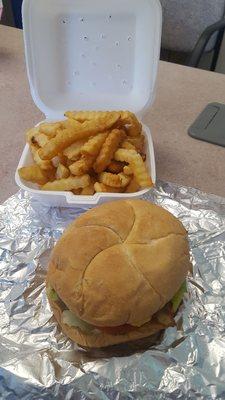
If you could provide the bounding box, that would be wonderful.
[49,298,172,348]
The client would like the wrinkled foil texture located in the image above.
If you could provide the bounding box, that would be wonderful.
[1,181,225,399]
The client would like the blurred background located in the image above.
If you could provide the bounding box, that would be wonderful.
[1,0,225,73]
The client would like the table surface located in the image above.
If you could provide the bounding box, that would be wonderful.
[1,25,225,204]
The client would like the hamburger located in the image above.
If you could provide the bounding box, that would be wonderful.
[46,199,191,348]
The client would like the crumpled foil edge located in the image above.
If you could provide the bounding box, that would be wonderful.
[0,181,225,399]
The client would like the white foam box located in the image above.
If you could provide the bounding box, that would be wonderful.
[15,0,162,207]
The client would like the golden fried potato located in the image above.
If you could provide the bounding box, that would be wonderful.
[125,177,140,193]
[69,155,94,176]
[119,111,142,137]
[99,172,130,188]
[81,132,108,157]
[63,139,86,160]
[66,158,79,167]
[93,129,125,173]
[123,165,133,175]
[80,181,95,195]
[33,133,49,148]
[72,188,82,195]
[30,143,54,172]
[65,110,142,137]
[65,111,113,123]
[114,149,153,188]
[26,127,40,144]
[126,135,145,153]
[94,182,123,193]
[107,160,125,174]
[23,110,149,195]
[18,165,48,185]
[121,140,136,150]
[58,154,68,166]
[56,163,70,179]
[39,114,120,160]
[39,122,61,138]
[41,175,90,191]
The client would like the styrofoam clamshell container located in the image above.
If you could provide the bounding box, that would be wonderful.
[15,0,162,207]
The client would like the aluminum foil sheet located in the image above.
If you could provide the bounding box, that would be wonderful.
[1,181,225,399]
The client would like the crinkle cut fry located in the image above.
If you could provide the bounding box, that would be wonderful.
[123,165,133,175]
[64,110,142,137]
[39,114,120,160]
[69,155,94,176]
[80,179,95,195]
[99,172,131,188]
[125,177,140,193]
[63,139,86,160]
[94,182,123,193]
[94,129,125,173]
[114,149,153,188]
[119,111,142,137]
[30,143,54,171]
[18,165,49,185]
[81,132,108,157]
[121,140,136,150]
[65,111,114,122]
[41,175,90,191]
[56,163,70,179]
[107,160,125,174]
[126,135,145,153]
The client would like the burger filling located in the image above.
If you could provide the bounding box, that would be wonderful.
[47,282,187,335]
[171,281,187,313]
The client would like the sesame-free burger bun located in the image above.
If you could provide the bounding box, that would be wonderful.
[47,199,191,347]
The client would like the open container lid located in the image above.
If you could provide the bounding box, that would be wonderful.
[22,0,162,119]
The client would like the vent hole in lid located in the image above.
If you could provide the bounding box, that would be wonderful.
[80,17,84,22]
[115,41,120,46]
[62,18,70,24]
[83,36,89,41]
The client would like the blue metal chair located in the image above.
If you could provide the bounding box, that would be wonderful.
[11,0,23,29]
[160,0,225,70]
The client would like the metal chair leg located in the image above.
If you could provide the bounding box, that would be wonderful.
[187,19,225,69]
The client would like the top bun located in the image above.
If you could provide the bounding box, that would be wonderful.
[47,200,191,327]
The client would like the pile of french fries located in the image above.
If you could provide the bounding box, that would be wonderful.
[18,110,153,195]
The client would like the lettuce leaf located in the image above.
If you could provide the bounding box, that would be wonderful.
[62,310,95,333]
[171,281,187,313]
[47,286,95,333]
[46,286,59,302]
